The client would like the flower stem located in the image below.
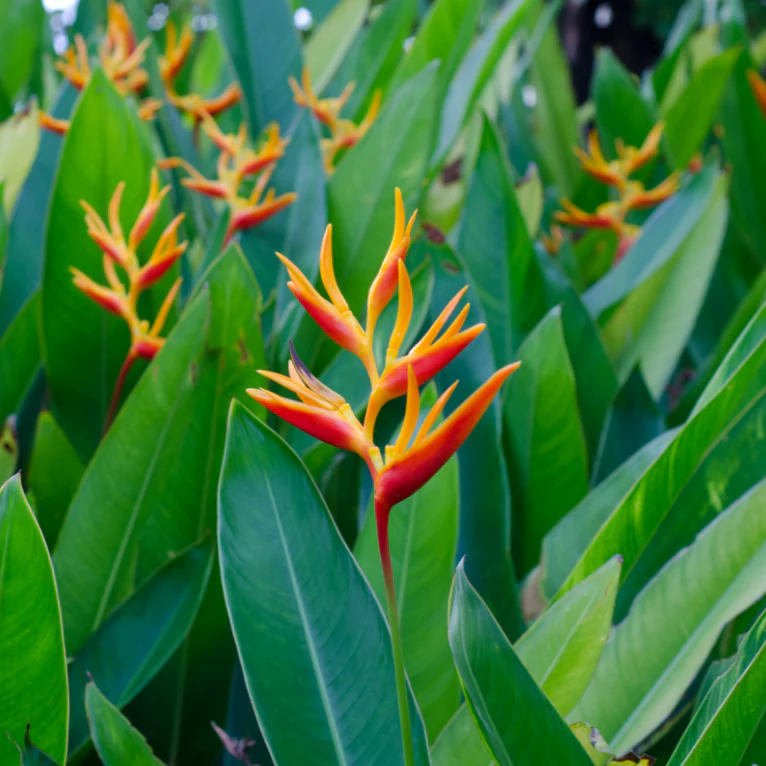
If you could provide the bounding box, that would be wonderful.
[376,500,415,766]
[104,350,136,434]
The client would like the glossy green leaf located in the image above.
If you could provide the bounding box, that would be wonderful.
[598,169,728,397]
[53,295,209,654]
[213,0,301,133]
[448,562,592,766]
[0,0,44,107]
[664,48,739,168]
[67,539,214,758]
[0,476,68,766]
[459,115,546,366]
[325,0,415,119]
[218,403,431,765]
[0,292,39,426]
[505,306,589,575]
[431,707,495,766]
[570,477,766,754]
[593,49,657,159]
[86,683,164,766]
[355,386,460,740]
[9,726,59,766]
[27,411,84,548]
[0,105,40,215]
[41,71,176,459]
[304,0,369,94]
[541,430,676,599]
[667,609,766,765]
[423,240,524,640]
[326,62,439,323]
[435,0,533,164]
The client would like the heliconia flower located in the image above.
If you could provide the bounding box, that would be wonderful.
[555,199,621,231]
[137,98,164,121]
[574,130,625,188]
[131,277,182,360]
[70,267,128,318]
[289,66,381,173]
[748,69,766,120]
[541,225,565,256]
[38,112,70,135]
[159,20,194,83]
[623,175,680,210]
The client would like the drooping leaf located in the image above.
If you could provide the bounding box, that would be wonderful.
[505,306,589,575]
[355,385,460,740]
[0,103,40,215]
[85,683,165,766]
[666,609,766,765]
[0,476,68,766]
[448,562,593,766]
[570,477,766,754]
[218,403,431,766]
[67,539,214,759]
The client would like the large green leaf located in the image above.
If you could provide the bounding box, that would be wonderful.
[431,707,495,766]
[434,0,533,164]
[423,240,524,640]
[218,403,431,765]
[0,292,39,426]
[355,386,460,740]
[667,609,766,765]
[27,411,84,549]
[325,63,439,325]
[448,562,592,766]
[0,0,43,109]
[505,307,589,575]
[664,48,739,168]
[596,168,729,397]
[213,0,302,133]
[41,71,176,459]
[541,430,676,599]
[570,477,766,754]
[85,683,164,766]
[9,727,59,766]
[459,115,546,366]
[67,539,214,758]
[53,295,209,653]
[0,476,68,766]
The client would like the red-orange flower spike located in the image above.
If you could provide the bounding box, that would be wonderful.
[72,170,185,428]
[748,70,766,120]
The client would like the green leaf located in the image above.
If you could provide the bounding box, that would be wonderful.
[570,477,766,754]
[0,0,44,107]
[541,430,676,599]
[325,0,415,119]
[667,609,766,765]
[213,0,301,133]
[304,0,370,94]
[597,168,729,397]
[448,562,592,766]
[53,294,209,654]
[431,707,495,766]
[664,48,740,168]
[27,411,84,549]
[593,49,657,159]
[218,403,431,765]
[9,726,59,766]
[434,0,533,164]
[0,292,39,426]
[0,423,16,484]
[505,306,589,575]
[325,62,439,323]
[85,683,164,766]
[0,476,68,766]
[424,240,524,640]
[67,539,214,758]
[0,104,40,215]
[459,115,546,366]
[41,71,177,459]
[355,386,460,740]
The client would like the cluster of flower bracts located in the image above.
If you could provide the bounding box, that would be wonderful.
[248,188,519,518]
[289,67,381,174]
[551,123,680,262]
[40,2,241,135]
[72,169,185,427]
[159,117,297,244]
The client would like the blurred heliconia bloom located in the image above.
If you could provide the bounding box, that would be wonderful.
[40,1,160,133]
[159,118,296,244]
[747,69,766,120]
[554,122,680,263]
[247,188,519,522]
[72,168,185,362]
[159,20,242,124]
[289,67,381,174]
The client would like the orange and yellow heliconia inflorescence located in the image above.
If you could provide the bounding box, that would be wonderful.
[289,67,381,174]
[248,189,519,517]
[552,122,680,262]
